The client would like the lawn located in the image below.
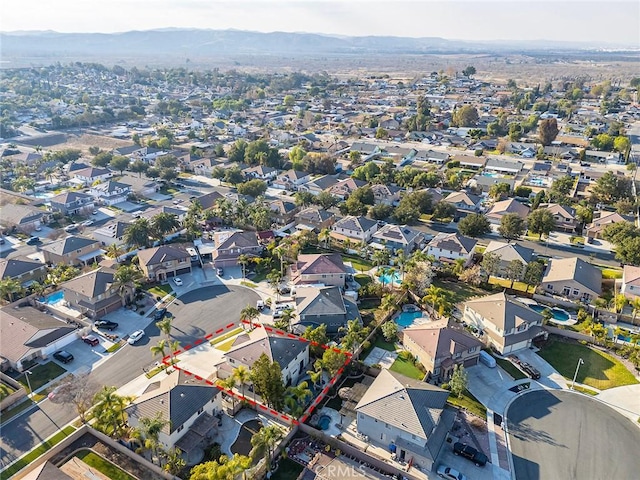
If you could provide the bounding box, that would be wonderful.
[0,398,35,423]
[446,389,487,418]
[489,353,527,380]
[272,458,304,480]
[146,284,174,299]
[18,362,67,392]
[76,450,136,480]
[600,268,623,280]
[0,382,16,400]
[342,254,373,273]
[488,276,531,293]
[537,339,639,390]
[215,337,239,352]
[210,327,244,346]
[390,357,425,380]
[354,274,372,287]
[432,279,488,305]
[361,336,397,359]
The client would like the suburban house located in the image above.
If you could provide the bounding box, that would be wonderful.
[370,184,402,206]
[294,207,336,232]
[60,266,128,318]
[0,304,77,371]
[0,257,47,287]
[330,216,378,243]
[48,191,95,215]
[355,369,454,472]
[541,257,602,302]
[484,157,523,174]
[485,198,530,225]
[212,231,262,268]
[242,165,278,182]
[621,265,640,299]
[268,199,299,226]
[219,327,310,386]
[92,221,130,247]
[88,180,131,206]
[272,169,312,190]
[125,369,221,453]
[292,286,360,335]
[289,253,347,287]
[137,245,192,281]
[0,204,47,232]
[195,191,224,210]
[70,166,112,186]
[116,175,159,198]
[41,236,103,266]
[442,190,482,216]
[140,205,188,223]
[370,224,424,254]
[424,232,477,264]
[540,203,578,232]
[585,212,631,240]
[328,177,368,200]
[463,292,545,354]
[483,241,535,278]
[298,175,341,195]
[402,323,483,382]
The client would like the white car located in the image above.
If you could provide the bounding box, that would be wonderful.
[128,330,145,345]
[173,277,183,286]
[81,220,94,226]
[437,465,466,480]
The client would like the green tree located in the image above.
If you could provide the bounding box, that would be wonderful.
[422,284,453,316]
[240,305,260,328]
[457,213,490,237]
[124,218,152,248]
[488,182,511,200]
[614,136,631,154]
[523,261,544,292]
[538,118,559,146]
[339,319,370,353]
[232,365,251,402]
[481,252,501,278]
[113,264,142,301]
[129,159,149,177]
[250,353,285,410]
[92,386,132,438]
[449,364,468,398]
[322,348,348,377]
[452,105,479,127]
[151,212,180,240]
[224,166,244,185]
[498,213,525,241]
[369,203,394,220]
[110,155,130,174]
[505,259,524,288]
[302,324,329,357]
[250,425,284,472]
[92,152,113,167]
[381,321,398,342]
[462,66,476,77]
[590,171,632,205]
[527,208,556,239]
[432,202,456,221]
[0,278,23,303]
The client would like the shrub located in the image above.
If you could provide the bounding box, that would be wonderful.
[441,383,451,390]
[398,351,414,362]
[362,340,371,352]
[579,340,588,345]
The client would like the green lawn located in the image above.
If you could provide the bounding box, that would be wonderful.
[1,426,75,477]
[488,276,530,293]
[446,389,487,418]
[390,357,425,380]
[0,382,16,400]
[362,336,397,359]
[272,458,304,480]
[537,339,639,390]
[210,327,244,346]
[76,450,136,480]
[0,398,35,423]
[600,268,623,280]
[354,274,372,287]
[215,337,239,352]
[490,353,527,380]
[432,279,488,305]
[342,254,373,273]
[146,284,174,299]
[18,362,67,392]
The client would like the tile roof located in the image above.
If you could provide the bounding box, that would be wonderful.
[484,241,534,264]
[42,236,100,256]
[293,254,346,276]
[542,257,602,295]
[403,324,482,360]
[225,328,308,371]
[623,265,640,287]
[0,257,44,280]
[137,245,190,266]
[486,198,530,219]
[295,286,347,316]
[216,231,259,250]
[60,266,117,299]
[464,292,543,331]
[427,232,477,255]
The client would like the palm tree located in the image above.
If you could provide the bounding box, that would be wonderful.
[318,228,331,249]
[423,284,452,316]
[162,447,185,475]
[273,244,287,276]
[250,425,283,472]
[150,339,168,363]
[105,243,125,260]
[138,412,169,464]
[285,381,312,416]
[238,254,250,280]
[240,305,260,329]
[232,365,251,401]
[266,269,283,301]
[151,212,180,241]
[156,317,176,365]
[124,218,152,248]
[92,386,132,438]
[0,278,23,303]
[393,249,408,282]
[29,281,46,298]
[631,297,640,321]
[218,376,237,411]
[307,365,323,390]
[372,249,390,268]
[114,264,142,303]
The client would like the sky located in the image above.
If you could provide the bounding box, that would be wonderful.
[2,0,639,46]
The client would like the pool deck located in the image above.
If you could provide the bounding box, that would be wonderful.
[218,409,288,458]
[317,407,342,437]
[363,347,398,368]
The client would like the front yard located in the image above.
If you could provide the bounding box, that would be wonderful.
[18,362,67,392]
[145,283,175,300]
[446,389,487,418]
[432,279,487,305]
[537,339,639,390]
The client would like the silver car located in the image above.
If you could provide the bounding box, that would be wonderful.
[437,465,466,480]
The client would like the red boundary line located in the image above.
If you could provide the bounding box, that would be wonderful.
[162,320,351,426]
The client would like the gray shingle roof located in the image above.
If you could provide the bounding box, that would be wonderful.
[427,232,477,255]
[42,236,100,256]
[484,241,534,264]
[333,215,377,233]
[464,292,543,331]
[61,266,117,299]
[137,245,189,266]
[296,286,346,316]
[542,257,602,295]
[0,257,44,280]
[225,328,307,371]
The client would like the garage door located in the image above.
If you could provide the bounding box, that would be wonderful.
[463,356,478,368]
[176,267,192,276]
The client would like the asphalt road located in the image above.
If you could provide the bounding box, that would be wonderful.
[507,389,640,480]
[0,284,259,469]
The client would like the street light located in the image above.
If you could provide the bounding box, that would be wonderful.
[24,370,33,399]
[571,358,584,390]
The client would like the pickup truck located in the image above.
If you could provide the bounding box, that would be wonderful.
[453,442,488,466]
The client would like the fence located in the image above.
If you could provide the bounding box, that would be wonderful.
[545,326,593,343]
[0,372,27,412]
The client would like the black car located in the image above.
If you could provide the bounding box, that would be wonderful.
[154,308,167,320]
[453,442,488,467]
[53,350,74,364]
[94,320,119,331]
[26,236,41,245]
[520,362,541,380]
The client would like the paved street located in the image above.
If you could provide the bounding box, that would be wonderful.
[507,390,640,480]
[0,284,258,468]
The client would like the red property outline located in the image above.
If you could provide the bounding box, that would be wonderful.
[161,320,352,426]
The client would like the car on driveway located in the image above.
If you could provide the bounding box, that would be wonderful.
[94,320,119,331]
[128,330,145,345]
[154,308,167,320]
[82,334,100,346]
[173,277,183,286]
[437,465,466,480]
[81,219,94,227]
[64,224,79,232]
[26,236,41,245]
[520,362,541,380]
[453,442,488,467]
[52,350,74,364]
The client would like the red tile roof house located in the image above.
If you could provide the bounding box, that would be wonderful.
[289,253,347,287]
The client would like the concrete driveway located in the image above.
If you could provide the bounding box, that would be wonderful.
[513,349,568,389]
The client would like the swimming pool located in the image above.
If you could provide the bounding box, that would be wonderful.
[43,291,64,305]
[482,171,502,178]
[529,304,570,322]
[378,270,401,285]
[396,311,423,328]
[317,415,331,430]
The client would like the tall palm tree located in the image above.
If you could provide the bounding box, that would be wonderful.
[423,284,452,316]
[238,254,250,280]
[273,244,287,276]
[307,364,323,390]
[250,425,283,472]
[92,386,132,438]
[124,218,152,248]
[393,249,408,282]
[285,381,312,416]
[0,278,23,303]
[105,243,125,260]
[240,305,260,329]
[150,339,168,369]
[232,365,251,401]
[318,228,331,249]
[151,212,180,240]
[29,281,46,298]
[114,264,142,303]
[631,297,640,321]
[156,318,176,365]
[217,376,237,411]
[138,412,169,464]
[372,248,390,268]
[266,269,283,301]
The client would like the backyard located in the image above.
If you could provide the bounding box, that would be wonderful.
[389,354,425,380]
[537,339,639,390]
[0,382,16,400]
[272,458,304,480]
[75,450,136,480]
[432,279,487,305]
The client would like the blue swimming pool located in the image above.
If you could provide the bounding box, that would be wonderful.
[318,415,331,431]
[529,304,570,322]
[378,271,401,285]
[396,311,423,328]
[43,291,64,305]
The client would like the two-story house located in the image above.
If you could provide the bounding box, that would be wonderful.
[540,203,578,232]
[463,292,545,354]
[541,257,602,302]
[290,253,347,287]
[0,257,47,287]
[92,221,130,247]
[116,175,159,198]
[272,170,311,191]
[402,323,483,382]
[292,286,360,335]
[294,207,336,232]
[483,241,535,278]
[442,190,482,218]
[621,265,640,299]
[370,224,424,254]
[298,175,341,195]
[88,180,131,206]
[328,177,368,200]
[424,232,477,264]
[137,245,192,282]
[242,165,278,182]
[0,204,47,233]
[212,231,262,268]
[61,266,127,318]
[371,184,402,206]
[48,191,95,216]
[269,199,299,226]
[41,236,103,266]
[355,370,453,472]
[70,166,112,186]
[585,212,631,241]
[330,216,378,244]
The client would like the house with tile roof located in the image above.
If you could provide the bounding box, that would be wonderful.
[330,216,378,243]
[0,304,77,371]
[485,198,530,225]
[292,286,360,334]
[424,232,477,264]
[355,369,454,472]
[61,266,129,318]
[402,322,483,382]
[116,175,159,198]
[195,191,224,210]
[0,204,48,232]
[125,369,221,453]
[137,245,192,281]
[585,212,631,240]
[88,180,131,206]
[41,236,103,266]
[294,207,336,232]
[442,190,482,218]
[212,231,262,268]
[371,184,402,206]
[220,327,309,387]
[48,191,95,216]
[268,199,299,226]
[0,257,46,287]
[541,257,602,302]
[328,177,368,200]
[463,292,545,354]
[540,203,578,232]
[484,240,535,278]
[298,175,341,195]
[621,265,640,299]
[70,166,112,186]
[370,224,424,254]
[272,169,312,191]
[289,253,347,287]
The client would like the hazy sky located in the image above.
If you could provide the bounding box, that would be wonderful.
[2,0,639,45]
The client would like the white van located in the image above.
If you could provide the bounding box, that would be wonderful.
[479,350,496,368]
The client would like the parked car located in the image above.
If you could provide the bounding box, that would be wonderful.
[94,320,119,331]
[256,300,265,311]
[82,334,100,346]
[26,236,41,245]
[508,354,521,365]
[52,350,74,364]
[0,237,5,245]
[92,210,98,215]
[154,308,167,320]
[81,220,94,227]
[453,442,488,467]
[128,330,145,344]
[64,224,78,232]
[278,286,291,295]
[520,362,541,380]
[173,277,183,286]
[34,225,42,231]
[437,465,466,480]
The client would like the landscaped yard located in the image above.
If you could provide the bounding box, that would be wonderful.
[342,254,373,273]
[354,274,372,287]
[432,279,487,305]
[361,336,397,359]
[537,339,639,390]
[489,353,527,380]
[76,450,135,480]
[390,356,425,380]
[488,276,531,293]
[0,382,16,400]
[210,327,244,346]
[18,362,67,392]
[272,458,304,480]
[145,284,174,299]
[446,389,487,418]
